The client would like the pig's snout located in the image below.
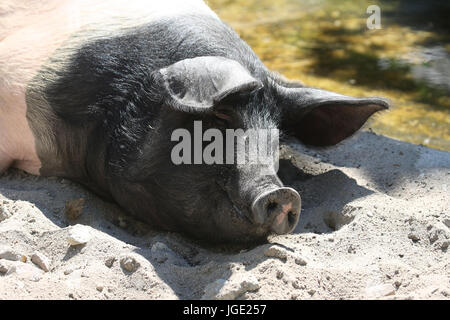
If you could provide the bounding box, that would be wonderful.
[251,187,301,234]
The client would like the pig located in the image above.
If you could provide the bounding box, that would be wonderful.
[0,0,389,243]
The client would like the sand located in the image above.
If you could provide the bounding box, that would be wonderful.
[0,131,449,300]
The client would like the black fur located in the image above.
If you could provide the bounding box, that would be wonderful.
[25,13,388,243]
[39,14,269,174]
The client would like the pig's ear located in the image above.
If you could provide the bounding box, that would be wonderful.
[275,86,390,146]
[155,56,263,112]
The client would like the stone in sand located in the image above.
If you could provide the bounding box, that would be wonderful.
[31,251,51,272]
[0,246,26,262]
[67,224,92,245]
[120,256,140,273]
[264,245,288,261]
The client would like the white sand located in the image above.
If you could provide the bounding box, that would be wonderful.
[0,131,449,299]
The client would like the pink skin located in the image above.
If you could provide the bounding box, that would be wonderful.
[0,0,217,175]
[274,203,292,226]
[0,92,40,175]
[0,1,79,175]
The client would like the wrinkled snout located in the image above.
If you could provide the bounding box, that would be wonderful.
[251,187,301,234]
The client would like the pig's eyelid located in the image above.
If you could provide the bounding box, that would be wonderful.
[214,112,233,122]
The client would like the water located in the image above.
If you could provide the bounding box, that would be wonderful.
[208,0,450,151]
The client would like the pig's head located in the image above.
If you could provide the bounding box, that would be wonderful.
[106,56,388,244]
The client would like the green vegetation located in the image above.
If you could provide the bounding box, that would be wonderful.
[208,0,450,151]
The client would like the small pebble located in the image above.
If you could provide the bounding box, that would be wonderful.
[292,281,302,290]
[0,204,11,222]
[264,245,288,261]
[276,270,284,279]
[105,257,116,268]
[31,251,51,272]
[0,260,12,273]
[120,256,140,273]
[0,246,26,262]
[294,255,308,266]
[408,233,420,242]
[64,268,73,275]
[67,224,92,246]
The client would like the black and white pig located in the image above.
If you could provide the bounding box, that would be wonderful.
[0,0,389,243]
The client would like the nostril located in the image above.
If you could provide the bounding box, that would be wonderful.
[266,201,278,213]
[287,211,297,225]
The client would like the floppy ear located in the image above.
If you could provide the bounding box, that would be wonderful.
[155,56,263,112]
[275,85,390,146]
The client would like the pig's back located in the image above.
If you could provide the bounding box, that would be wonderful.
[0,0,220,175]
[0,0,218,92]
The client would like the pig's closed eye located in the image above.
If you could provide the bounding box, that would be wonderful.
[214,112,233,125]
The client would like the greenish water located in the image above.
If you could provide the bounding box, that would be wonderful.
[209,0,450,151]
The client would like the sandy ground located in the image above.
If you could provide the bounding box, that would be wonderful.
[0,131,449,300]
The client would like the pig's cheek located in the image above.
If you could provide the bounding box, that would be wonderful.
[213,201,236,226]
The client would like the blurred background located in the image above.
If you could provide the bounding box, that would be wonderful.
[208,0,450,151]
